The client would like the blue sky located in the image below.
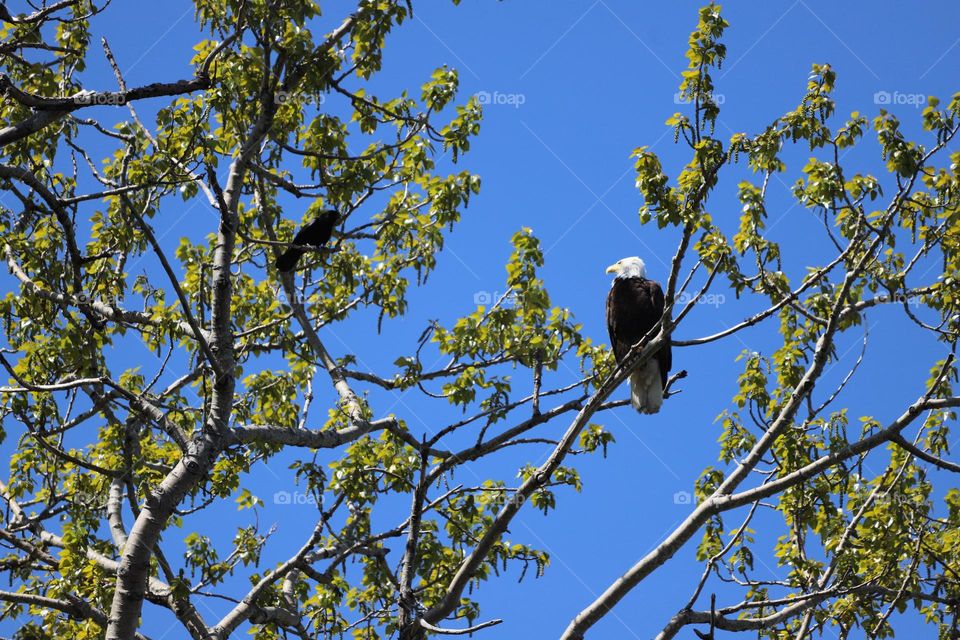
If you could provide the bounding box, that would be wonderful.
[2,1,960,638]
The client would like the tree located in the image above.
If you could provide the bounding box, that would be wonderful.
[0,2,958,640]
[0,1,612,637]
[562,7,960,640]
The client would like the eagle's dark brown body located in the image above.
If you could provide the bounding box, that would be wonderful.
[606,276,671,412]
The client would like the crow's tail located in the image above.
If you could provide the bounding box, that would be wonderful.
[275,248,304,272]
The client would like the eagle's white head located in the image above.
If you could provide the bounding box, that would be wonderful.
[605,256,647,280]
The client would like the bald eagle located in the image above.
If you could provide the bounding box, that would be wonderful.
[275,210,339,272]
[605,257,671,414]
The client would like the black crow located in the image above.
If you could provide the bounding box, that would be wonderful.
[275,209,339,272]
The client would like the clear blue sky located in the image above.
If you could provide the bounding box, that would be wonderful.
[2,1,959,638]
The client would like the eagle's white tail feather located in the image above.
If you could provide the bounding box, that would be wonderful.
[629,360,663,414]
[629,370,644,412]
[645,371,663,413]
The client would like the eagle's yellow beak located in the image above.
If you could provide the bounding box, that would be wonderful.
[605,263,619,275]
